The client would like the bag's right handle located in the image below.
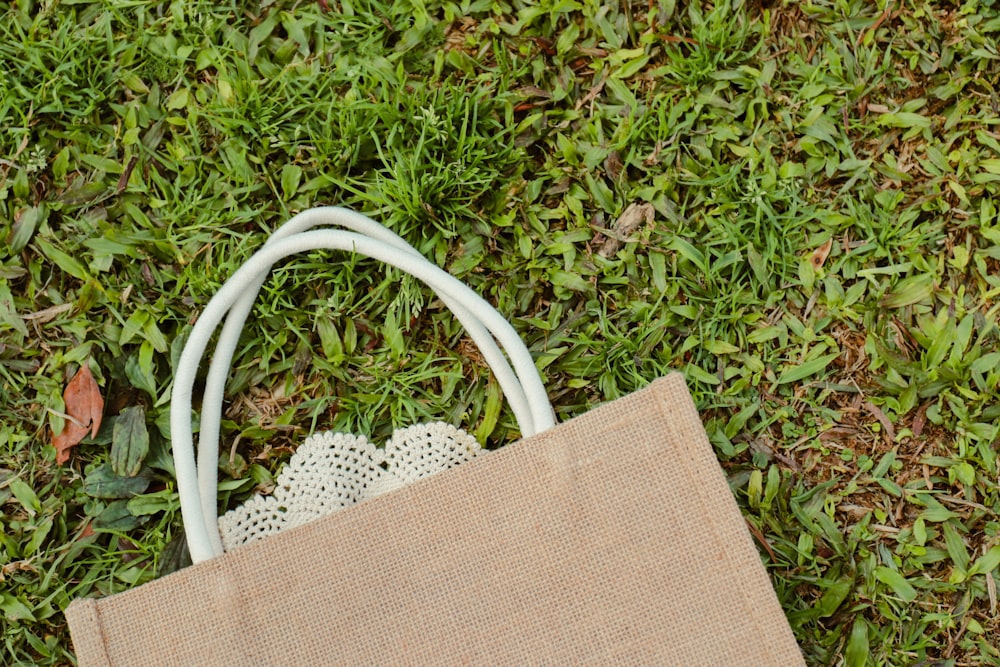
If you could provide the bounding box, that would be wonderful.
[173,213,556,563]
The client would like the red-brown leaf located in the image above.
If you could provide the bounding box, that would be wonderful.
[53,365,104,464]
[811,238,834,270]
[864,400,895,444]
[912,402,929,438]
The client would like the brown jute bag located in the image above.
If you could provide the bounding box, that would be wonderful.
[66,209,804,666]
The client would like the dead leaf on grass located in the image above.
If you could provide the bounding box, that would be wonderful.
[864,401,895,444]
[912,402,930,438]
[744,518,778,561]
[21,303,73,323]
[575,67,608,111]
[53,364,104,464]
[597,202,654,258]
[811,238,834,270]
[604,150,624,181]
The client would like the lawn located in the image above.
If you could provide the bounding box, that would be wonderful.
[2,0,1000,664]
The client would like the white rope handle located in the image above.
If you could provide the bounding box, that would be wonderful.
[172,212,555,563]
[193,208,542,555]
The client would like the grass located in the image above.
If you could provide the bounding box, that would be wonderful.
[2,0,1000,663]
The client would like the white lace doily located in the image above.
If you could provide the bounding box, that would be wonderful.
[217,422,482,550]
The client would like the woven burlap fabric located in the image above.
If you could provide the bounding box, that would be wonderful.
[66,374,804,666]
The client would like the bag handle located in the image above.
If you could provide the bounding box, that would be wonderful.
[193,208,544,556]
[172,208,556,563]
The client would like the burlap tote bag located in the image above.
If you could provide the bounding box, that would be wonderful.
[66,207,804,666]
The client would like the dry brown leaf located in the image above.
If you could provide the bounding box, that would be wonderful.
[864,400,895,444]
[604,150,624,181]
[53,364,104,464]
[912,402,930,438]
[515,85,552,100]
[744,517,778,562]
[21,303,73,323]
[597,202,655,258]
[575,67,608,111]
[988,571,998,615]
[811,238,834,270]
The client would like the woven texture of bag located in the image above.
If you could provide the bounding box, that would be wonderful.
[66,375,805,666]
[218,423,481,550]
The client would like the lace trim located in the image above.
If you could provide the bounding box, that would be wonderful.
[218,422,481,550]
